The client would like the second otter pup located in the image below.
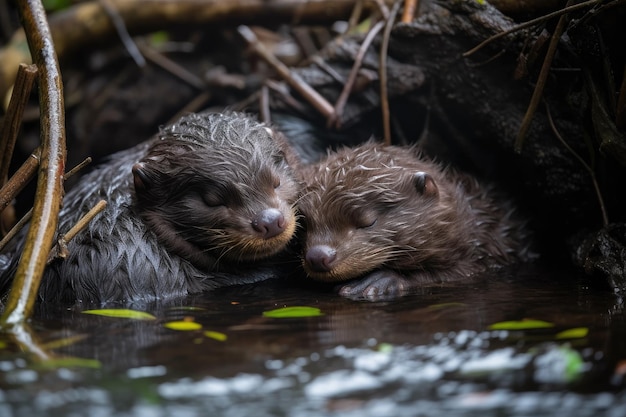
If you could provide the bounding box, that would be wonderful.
[298,142,535,300]
[0,112,301,304]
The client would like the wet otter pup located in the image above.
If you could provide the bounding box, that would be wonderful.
[0,112,300,304]
[298,142,535,300]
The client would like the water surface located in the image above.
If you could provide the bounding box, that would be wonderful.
[1,265,625,416]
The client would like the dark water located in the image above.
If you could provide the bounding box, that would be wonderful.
[1,265,626,417]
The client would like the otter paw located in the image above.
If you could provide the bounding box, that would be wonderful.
[338,270,411,301]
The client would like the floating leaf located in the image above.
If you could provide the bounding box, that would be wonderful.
[82,309,156,320]
[163,321,202,331]
[488,319,554,330]
[262,306,323,318]
[36,357,102,370]
[377,343,393,353]
[556,327,589,340]
[561,346,585,382]
[204,331,228,342]
[43,335,88,350]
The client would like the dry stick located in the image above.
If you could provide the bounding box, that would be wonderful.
[545,104,608,227]
[1,0,66,328]
[332,20,385,129]
[259,84,271,124]
[0,63,38,186]
[0,156,91,253]
[513,2,571,153]
[379,1,401,146]
[401,0,418,23]
[237,25,335,121]
[348,0,365,32]
[47,200,107,264]
[0,149,40,213]
[138,41,206,90]
[462,0,604,58]
[99,0,145,67]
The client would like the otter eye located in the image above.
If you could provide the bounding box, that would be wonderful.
[202,192,223,207]
[354,212,377,229]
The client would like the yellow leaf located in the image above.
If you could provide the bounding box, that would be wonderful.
[204,331,227,342]
[488,319,554,330]
[163,321,202,331]
[82,309,156,320]
[556,327,589,340]
[262,306,323,318]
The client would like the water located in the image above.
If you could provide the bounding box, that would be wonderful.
[1,264,625,416]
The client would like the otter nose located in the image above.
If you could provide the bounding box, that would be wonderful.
[252,208,286,239]
[305,245,337,272]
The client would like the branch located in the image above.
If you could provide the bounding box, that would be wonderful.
[1,0,66,327]
[1,0,386,101]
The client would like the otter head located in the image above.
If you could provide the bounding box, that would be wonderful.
[132,112,300,270]
[299,143,463,283]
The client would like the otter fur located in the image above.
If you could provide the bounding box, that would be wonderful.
[0,112,301,304]
[297,142,535,300]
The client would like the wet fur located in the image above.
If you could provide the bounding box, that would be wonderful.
[297,142,535,300]
[0,112,300,304]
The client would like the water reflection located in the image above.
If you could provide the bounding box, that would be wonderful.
[1,264,625,416]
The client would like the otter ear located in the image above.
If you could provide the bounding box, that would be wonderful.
[413,171,438,198]
[132,162,151,192]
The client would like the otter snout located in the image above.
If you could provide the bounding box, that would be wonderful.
[252,208,286,239]
[305,245,337,273]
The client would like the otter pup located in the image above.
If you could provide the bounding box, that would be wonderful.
[298,142,535,300]
[0,112,300,304]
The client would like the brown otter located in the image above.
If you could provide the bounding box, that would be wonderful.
[297,142,535,300]
[0,112,301,304]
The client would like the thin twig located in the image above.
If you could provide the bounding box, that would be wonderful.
[545,104,608,226]
[463,0,604,57]
[99,0,145,67]
[0,208,32,252]
[0,156,91,252]
[514,1,572,153]
[0,63,38,186]
[137,40,206,90]
[379,1,401,145]
[238,25,335,120]
[0,150,40,214]
[332,19,385,129]
[259,84,271,124]
[401,0,418,23]
[47,200,107,264]
[63,156,92,180]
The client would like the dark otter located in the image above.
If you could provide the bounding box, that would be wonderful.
[297,142,535,300]
[0,112,301,304]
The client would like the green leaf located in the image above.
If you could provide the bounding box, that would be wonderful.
[488,319,554,330]
[556,327,589,340]
[163,321,202,331]
[149,31,170,47]
[262,306,323,318]
[561,346,585,382]
[36,357,102,370]
[82,309,156,320]
[0,340,7,349]
[377,343,393,353]
[204,331,227,342]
